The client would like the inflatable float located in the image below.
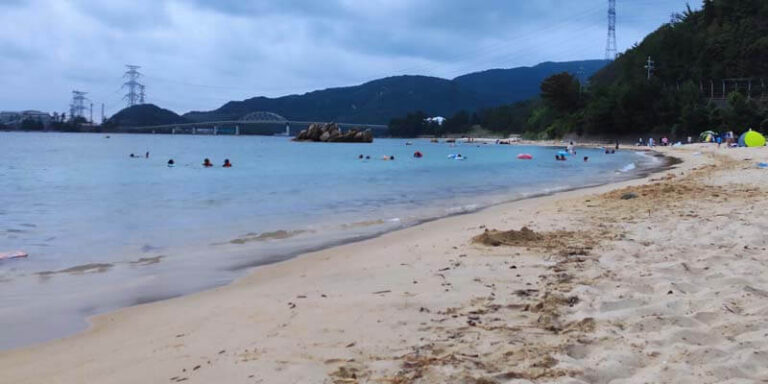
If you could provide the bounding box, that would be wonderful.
[517,153,533,160]
[0,251,28,260]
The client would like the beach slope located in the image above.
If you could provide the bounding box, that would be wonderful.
[1,145,767,383]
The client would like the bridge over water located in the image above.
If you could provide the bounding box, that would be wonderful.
[117,111,388,136]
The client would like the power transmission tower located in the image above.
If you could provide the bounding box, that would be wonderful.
[644,56,655,80]
[605,0,617,60]
[69,90,88,121]
[139,84,146,104]
[122,65,145,108]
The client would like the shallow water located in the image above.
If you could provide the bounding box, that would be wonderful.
[0,132,660,349]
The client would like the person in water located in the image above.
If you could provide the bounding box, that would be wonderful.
[145,151,150,158]
[358,154,364,159]
[129,153,135,158]
[365,155,371,160]
[413,151,423,158]
[167,159,175,166]
[223,159,232,168]
[584,156,589,162]
[203,158,213,167]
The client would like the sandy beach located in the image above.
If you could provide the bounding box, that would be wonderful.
[1,144,767,383]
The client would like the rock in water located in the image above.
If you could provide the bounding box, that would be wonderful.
[293,123,373,143]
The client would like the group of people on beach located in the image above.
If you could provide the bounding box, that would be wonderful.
[638,137,675,147]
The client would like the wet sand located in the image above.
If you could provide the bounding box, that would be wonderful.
[1,144,767,383]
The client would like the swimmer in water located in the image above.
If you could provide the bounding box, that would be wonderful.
[167,159,175,167]
[203,158,213,167]
[223,159,232,168]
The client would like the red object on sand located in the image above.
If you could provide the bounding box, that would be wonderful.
[0,251,28,260]
[517,153,533,160]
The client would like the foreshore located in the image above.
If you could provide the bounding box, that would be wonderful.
[2,144,767,383]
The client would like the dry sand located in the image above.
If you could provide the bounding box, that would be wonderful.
[1,144,767,383]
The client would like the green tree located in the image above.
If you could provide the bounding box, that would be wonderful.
[19,118,44,131]
[540,72,581,114]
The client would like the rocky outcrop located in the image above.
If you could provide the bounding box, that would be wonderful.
[293,123,373,143]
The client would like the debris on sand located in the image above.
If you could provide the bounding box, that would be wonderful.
[620,192,639,200]
[472,227,595,258]
[472,227,543,247]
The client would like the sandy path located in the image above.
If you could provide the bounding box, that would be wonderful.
[1,144,767,383]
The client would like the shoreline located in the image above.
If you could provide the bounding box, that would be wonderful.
[3,144,766,382]
[0,147,668,351]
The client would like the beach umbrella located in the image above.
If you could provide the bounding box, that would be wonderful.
[738,130,766,147]
[699,130,717,142]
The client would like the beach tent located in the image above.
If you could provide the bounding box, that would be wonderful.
[738,130,766,147]
[700,130,717,142]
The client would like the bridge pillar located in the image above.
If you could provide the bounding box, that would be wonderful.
[193,127,196,135]
[214,126,218,135]
[235,125,240,136]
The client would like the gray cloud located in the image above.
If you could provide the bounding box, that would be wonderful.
[0,0,695,117]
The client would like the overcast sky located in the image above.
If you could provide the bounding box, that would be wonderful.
[0,0,696,117]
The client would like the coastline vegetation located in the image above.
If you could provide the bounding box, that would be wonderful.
[389,0,768,140]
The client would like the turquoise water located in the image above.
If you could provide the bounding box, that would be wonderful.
[0,132,661,349]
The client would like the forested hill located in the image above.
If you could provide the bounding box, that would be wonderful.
[454,60,608,106]
[388,0,768,139]
[571,0,768,137]
[593,0,768,86]
[180,60,607,125]
[104,104,188,128]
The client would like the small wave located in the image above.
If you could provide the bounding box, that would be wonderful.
[129,256,164,266]
[37,263,114,277]
[229,229,312,245]
[340,218,401,229]
[618,163,637,173]
[446,204,480,214]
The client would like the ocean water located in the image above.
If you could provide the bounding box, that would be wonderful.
[0,132,662,349]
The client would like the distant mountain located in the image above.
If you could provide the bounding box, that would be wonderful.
[181,60,608,125]
[453,60,610,106]
[184,75,483,125]
[105,104,187,127]
[105,60,609,127]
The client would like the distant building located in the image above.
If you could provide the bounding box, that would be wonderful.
[0,111,21,124]
[0,110,53,127]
